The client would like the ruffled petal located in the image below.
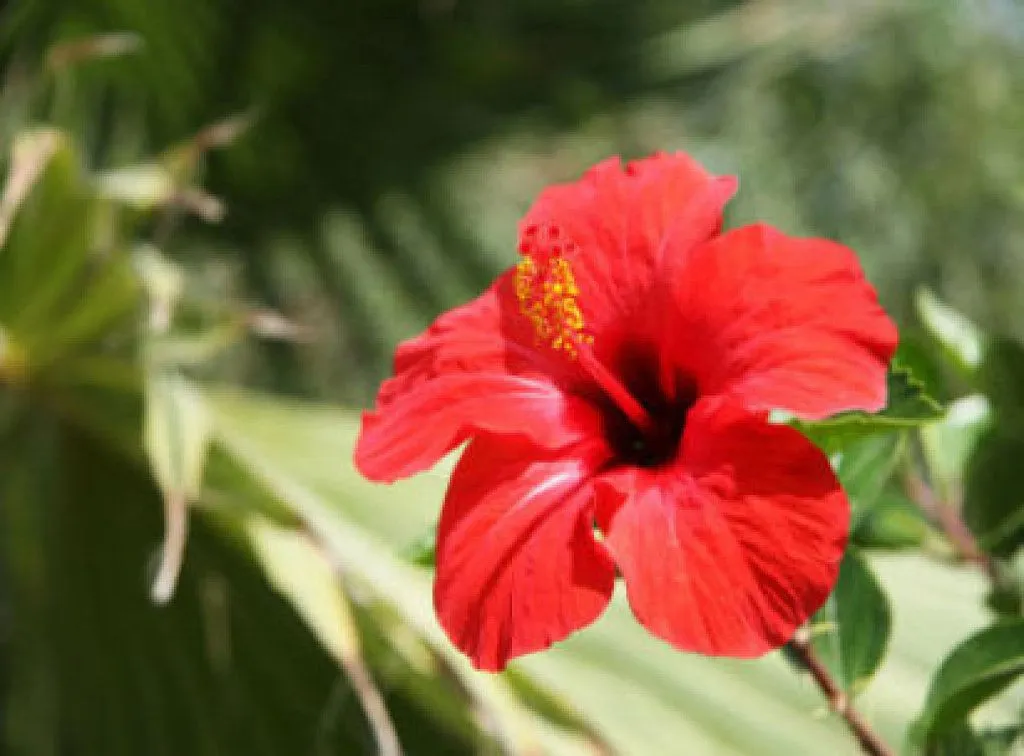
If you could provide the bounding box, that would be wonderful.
[667,223,897,419]
[519,153,737,336]
[434,436,614,671]
[355,273,603,482]
[596,399,848,657]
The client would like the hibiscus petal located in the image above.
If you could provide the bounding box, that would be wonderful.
[596,399,848,657]
[434,436,615,671]
[355,274,603,482]
[519,153,737,334]
[669,223,897,419]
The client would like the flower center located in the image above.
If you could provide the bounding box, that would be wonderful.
[603,381,695,468]
[516,223,696,467]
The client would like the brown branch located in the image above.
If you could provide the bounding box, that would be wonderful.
[903,470,999,584]
[789,629,895,756]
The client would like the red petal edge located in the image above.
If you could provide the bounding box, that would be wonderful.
[519,153,738,333]
[667,223,897,419]
[596,399,848,657]
[434,436,614,671]
[355,275,603,482]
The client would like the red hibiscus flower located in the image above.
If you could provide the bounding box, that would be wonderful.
[355,152,897,672]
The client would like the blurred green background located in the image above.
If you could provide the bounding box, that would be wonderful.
[1,0,1023,754]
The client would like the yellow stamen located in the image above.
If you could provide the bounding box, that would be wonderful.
[515,254,592,357]
[514,230,654,435]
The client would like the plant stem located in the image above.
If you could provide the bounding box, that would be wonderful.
[903,469,999,583]
[789,629,895,756]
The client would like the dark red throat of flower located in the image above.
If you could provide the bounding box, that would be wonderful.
[516,224,693,468]
[602,376,696,467]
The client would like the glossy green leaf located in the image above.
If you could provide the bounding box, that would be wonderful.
[835,433,903,513]
[813,548,892,693]
[912,619,1024,746]
[878,366,946,422]
[795,366,943,452]
[928,722,983,756]
[893,334,952,406]
[828,433,927,550]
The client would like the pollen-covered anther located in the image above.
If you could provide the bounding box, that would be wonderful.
[514,231,591,356]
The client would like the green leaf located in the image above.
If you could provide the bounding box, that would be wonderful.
[912,619,1024,746]
[0,129,139,375]
[974,725,1024,755]
[915,287,988,375]
[202,387,594,756]
[795,366,943,452]
[134,244,185,330]
[403,529,437,567]
[836,433,904,515]
[825,433,928,550]
[852,490,930,549]
[144,372,211,517]
[923,721,987,756]
[958,341,1024,559]
[0,130,98,335]
[963,428,1024,557]
[812,548,892,693]
[882,366,946,421]
[893,334,952,406]
[94,164,177,211]
[33,260,139,369]
[990,549,1024,618]
[979,338,1024,417]
[201,389,1017,753]
[245,516,402,756]
[920,395,993,504]
[144,371,211,604]
[0,128,62,252]
[2,418,447,756]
